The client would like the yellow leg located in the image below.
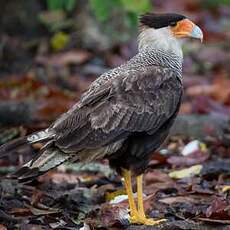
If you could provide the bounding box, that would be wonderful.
[122,169,138,217]
[137,175,145,217]
[122,169,166,225]
[135,174,166,225]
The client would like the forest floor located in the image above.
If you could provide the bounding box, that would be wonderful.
[0,1,229,229]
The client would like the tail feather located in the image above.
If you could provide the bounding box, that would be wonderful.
[13,167,41,183]
[0,129,54,157]
[0,136,28,157]
[13,148,71,183]
[0,128,69,183]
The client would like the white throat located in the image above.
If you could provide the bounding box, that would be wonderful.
[138,27,183,59]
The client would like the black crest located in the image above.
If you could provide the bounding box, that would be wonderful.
[140,13,186,29]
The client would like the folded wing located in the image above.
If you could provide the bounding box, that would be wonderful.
[52,66,183,154]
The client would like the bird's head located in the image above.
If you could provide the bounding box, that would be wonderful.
[138,13,203,57]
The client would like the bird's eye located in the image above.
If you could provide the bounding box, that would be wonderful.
[170,22,177,27]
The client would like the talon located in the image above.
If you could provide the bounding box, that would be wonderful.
[122,169,167,226]
[130,215,166,225]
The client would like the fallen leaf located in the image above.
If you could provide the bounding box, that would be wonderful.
[148,152,168,166]
[79,223,91,230]
[201,160,230,179]
[206,197,229,218]
[40,172,81,184]
[144,182,177,197]
[191,96,230,116]
[86,204,129,227]
[9,207,32,217]
[181,140,206,156]
[145,170,174,185]
[169,165,203,179]
[0,224,7,230]
[110,194,128,204]
[167,150,209,167]
[159,196,198,205]
[186,75,230,104]
[51,31,70,51]
[28,205,61,216]
[222,185,230,193]
[106,189,126,202]
[49,220,67,229]
[36,50,92,66]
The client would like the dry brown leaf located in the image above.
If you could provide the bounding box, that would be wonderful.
[186,76,230,105]
[0,224,7,230]
[167,151,210,167]
[39,172,81,184]
[206,197,229,218]
[28,206,61,215]
[36,50,92,66]
[9,207,32,217]
[159,196,198,205]
[145,170,173,185]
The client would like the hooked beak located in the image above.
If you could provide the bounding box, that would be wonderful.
[190,25,203,42]
[171,19,203,42]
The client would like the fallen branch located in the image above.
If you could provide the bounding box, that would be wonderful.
[171,115,230,145]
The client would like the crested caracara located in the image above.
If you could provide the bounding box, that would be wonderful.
[0,13,203,225]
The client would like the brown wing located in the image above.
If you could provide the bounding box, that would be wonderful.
[52,66,183,153]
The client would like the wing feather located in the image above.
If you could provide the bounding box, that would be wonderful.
[53,66,183,153]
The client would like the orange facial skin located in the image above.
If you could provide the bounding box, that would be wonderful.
[171,19,195,37]
[171,19,203,41]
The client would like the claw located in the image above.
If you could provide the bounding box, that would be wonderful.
[130,215,166,225]
[122,169,167,226]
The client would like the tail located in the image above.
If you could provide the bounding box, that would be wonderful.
[13,148,72,183]
[0,129,54,158]
[0,128,71,182]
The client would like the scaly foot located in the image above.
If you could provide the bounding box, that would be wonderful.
[130,214,166,225]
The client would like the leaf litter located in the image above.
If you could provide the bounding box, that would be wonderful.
[0,1,230,229]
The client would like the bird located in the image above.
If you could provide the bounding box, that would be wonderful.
[0,13,203,225]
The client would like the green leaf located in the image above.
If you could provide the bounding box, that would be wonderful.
[89,0,110,21]
[89,0,121,22]
[47,0,76,11]
[121,0,152,13]
[125,12,138,29]
[65,0,77,11]
[47,0,65,11]
[51,31,70,50]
